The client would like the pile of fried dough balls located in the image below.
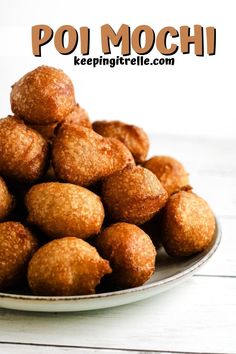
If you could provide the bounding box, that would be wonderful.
[0,66,216,296]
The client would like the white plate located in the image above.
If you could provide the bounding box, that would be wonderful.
[0,218,221,312]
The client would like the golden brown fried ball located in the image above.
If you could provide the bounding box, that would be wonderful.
[0,177,14,221]
[0,221,38,291]
[97,223,156,289]
[25,182,105,239]
[93,120,149,163]
[143,156,189,195]
[102,166,168,224]
[10,65,76,125]
[29,104,91,141]
[28,237,112,296]
[52,124,134,187]
[0,116,48,183]
[161,191,216,257]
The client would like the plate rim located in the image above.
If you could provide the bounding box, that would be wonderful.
[0,216,221,303]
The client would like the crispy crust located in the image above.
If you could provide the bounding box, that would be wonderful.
[102,166,168,224]
[52,124,135,187]
[29,104,91,141]
[143,156,189,195]
[64,104,91,129]
[28,237,112,296]
[0,116,48,183]
[0,221,38,291]
[25,182,105,239]
[11,66,76,125]
[97,222,156,289]
[28,123,58,141]
[0,176,14,221]
[93,120,149,163]
[161,191,216,257]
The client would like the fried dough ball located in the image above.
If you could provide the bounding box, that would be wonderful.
[52,124,134,187]
[97,223,156,289]
[0,222,38,291]
[102,166,168,224]
[0,177,14,221]
[28,237,112,296]
[161,191,216,257]
[93,120,149,163]
[25,182,105,239]
[0,116,48,183]
[10,65,76,125]
[29,104,91,141]
[143,156,189,195]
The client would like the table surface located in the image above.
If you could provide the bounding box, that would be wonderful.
[0,134,235,354]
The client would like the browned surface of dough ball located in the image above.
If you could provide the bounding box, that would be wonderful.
[143,156,189,195]
[64,104,91,129]
[25,182,105,239]
[93,120,149,163]
[10,65,76,125]
[0,222,38,291]
[28,237,112,296]
[28,123,58,141]
[29,104,91,141]
[0,116,48,183]
[97,222,156,289]
[102,166,168,224]
[0,177,14,221]
[161,191,216,257]
[52,124,134,187]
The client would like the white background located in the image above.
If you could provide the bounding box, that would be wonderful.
[0,0,235,138]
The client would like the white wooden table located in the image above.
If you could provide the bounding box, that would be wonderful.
[0,134,235,354]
